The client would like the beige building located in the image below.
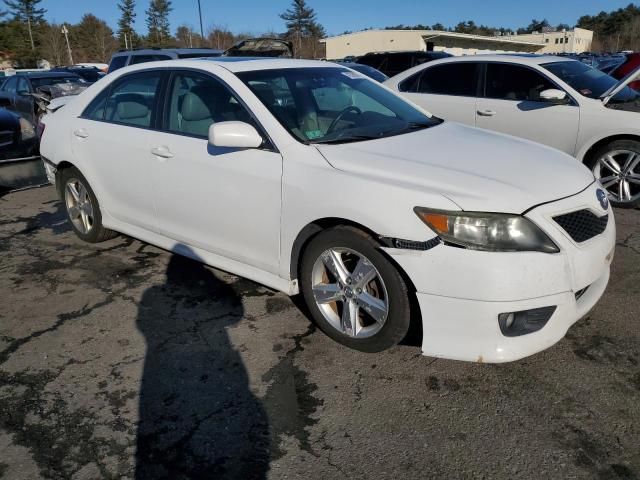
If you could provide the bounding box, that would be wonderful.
[321,28,593,59]
[501,28,593,54]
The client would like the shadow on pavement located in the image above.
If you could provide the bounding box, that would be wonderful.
[135,249,270,479]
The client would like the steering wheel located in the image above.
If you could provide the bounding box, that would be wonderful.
[326,106,362,134]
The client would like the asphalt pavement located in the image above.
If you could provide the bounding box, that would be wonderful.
[0,186,639,479]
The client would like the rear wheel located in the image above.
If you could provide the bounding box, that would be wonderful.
[300,226,411,353]
[586,140,640,208]
[60,167,117,243]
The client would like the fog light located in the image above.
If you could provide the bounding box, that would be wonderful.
[498,306,557,337]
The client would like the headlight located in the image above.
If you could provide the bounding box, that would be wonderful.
[414,207,559,253]
[19,117,36,141]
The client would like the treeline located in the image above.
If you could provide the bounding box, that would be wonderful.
[0,0,326,68]
[577,3,640,51]
[378,19,572,36]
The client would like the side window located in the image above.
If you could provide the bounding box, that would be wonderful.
[386,54,410,74]
[3,77,18,93]
[108,56,128,73]
[130,54,172,65]
[165,71,253,138]
[485,64,556,102]
[417,63,478,96]
[17,77,30,93]
[81,87,110,120]
[104,72,161,127]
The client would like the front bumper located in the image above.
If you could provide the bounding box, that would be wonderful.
[385,183,616,363]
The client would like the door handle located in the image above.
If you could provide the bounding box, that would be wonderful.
[73,128,89,138]
[477,109,497,117]
[151,146,174,159]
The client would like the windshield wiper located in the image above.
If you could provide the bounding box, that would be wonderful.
[313,133,382,145]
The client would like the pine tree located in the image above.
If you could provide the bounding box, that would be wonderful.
[117,0,137,49]
[146,0,172,47]
[4,0,46,50]
[279,0,323,58]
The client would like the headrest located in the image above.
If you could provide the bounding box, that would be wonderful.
[181,90,213,121]
[115,94,149,120]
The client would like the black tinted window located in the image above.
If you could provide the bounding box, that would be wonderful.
[2,77,18,92]
[130,54,172,65]
[104,72,161,127]
[485,63,556,101]
[165,71,252,138]
[17,77,30,92]
[108,55,128,72]
[417,63,478,96]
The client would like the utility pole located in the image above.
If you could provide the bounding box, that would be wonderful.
[61,25,74,65]
[197,0,204,38]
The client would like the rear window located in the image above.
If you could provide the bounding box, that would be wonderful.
[129,54,172,65]
[177,52,221,59]
[31,76,82,89]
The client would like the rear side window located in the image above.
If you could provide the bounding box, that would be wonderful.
[81,87,110,120]
[129,54,172,65]
[409,63,478,96]
[2,77,18,93]
[103,72,162,128]
[485,63,556,102]
[108,55,128,73]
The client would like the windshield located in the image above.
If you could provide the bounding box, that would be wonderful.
[238,67,440,144]
[542,61,639,102]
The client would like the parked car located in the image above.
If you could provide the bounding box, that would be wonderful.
[0,71,86,125]
[357,51,451,77]
[107,48,223,73]
[223,38,293,57]
[0,107,38,160]
[609,52,640,90]
[51,65,105,83]
[386,54,640,207]
[40,59,615,363]
[336,62,388,82]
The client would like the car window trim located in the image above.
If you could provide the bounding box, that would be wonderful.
[158,67,278,152]
[480,61,578,106]
[78,68,168,132]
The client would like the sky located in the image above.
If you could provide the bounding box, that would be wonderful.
[38,0,633,37]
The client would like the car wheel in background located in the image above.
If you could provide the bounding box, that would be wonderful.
[60,166,118,242]
[300,226,411,352]
[587,139,640,208]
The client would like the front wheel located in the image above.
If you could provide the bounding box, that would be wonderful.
[587,140,640,208]
[300,226,411,353]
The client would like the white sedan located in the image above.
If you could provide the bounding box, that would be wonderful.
[385,54,640,208]
[40,58,615,363]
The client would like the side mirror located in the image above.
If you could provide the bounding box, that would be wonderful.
[540,89,568,104]
[208,121,263,149]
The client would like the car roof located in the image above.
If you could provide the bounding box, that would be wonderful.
[117,57,341,74]
[425,54,570,66]
[15,71,81,79]
[112,48,223,57]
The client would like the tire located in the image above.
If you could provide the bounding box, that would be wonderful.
[59,167,118,243]
[300,226,411,353]
[586,139,640,208]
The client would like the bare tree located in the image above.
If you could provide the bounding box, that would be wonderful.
[38,23,66,65]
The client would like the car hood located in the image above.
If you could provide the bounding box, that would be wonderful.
[315,122,594,213]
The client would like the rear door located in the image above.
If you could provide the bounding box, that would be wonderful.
[399,62,479,125]
[70,70,165,231]
[476,62,579,155]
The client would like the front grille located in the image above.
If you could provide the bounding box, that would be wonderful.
[553,210,608,243]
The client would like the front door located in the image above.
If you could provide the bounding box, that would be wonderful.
[476,63,580,155]
[147,70,283,273]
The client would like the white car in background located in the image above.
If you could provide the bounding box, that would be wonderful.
[40,58,615,363]
[385,55,640,208]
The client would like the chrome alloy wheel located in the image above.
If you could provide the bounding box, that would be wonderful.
[64,178,94,234]
[311,247,389,339]
[593,149,640,204]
